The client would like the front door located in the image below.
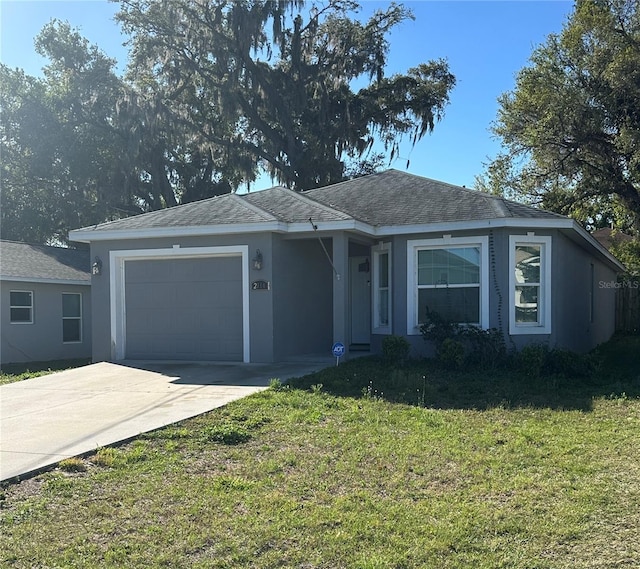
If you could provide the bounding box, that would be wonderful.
[350,256,371,345]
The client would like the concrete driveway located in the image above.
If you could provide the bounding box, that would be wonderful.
[0,359,329,482]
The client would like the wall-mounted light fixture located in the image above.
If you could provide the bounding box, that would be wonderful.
[92,256,102,276]
[252,249,263,271]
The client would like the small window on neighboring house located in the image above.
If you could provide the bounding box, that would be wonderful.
[62,293,82,343]
[509,235,552,335]
[373,243,391,332]
[10,291,33,323]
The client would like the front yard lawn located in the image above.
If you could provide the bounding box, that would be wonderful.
[1,336,639,568]
[0,358,91,386]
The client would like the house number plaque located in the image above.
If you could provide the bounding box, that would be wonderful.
[252,280,270,291]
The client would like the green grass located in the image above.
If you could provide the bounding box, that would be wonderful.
[0,358,91,385]
[1,337,639,567]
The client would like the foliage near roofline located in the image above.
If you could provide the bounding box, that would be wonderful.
[1,1,455,244]
[477,0,640,245]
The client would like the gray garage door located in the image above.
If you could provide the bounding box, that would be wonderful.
[124,256,243,361]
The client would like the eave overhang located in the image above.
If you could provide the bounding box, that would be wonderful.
[69,216,625,273]
[0,276,90,286]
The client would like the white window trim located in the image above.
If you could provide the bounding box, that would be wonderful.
[407,236,489,335]
[9,290,34,324]
[110,246,250,362]
[62,292,83,344]
[372,242,392,334]
[509,235,552,335]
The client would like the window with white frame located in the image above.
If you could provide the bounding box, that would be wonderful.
[407,237,489,334]
[509,235,551,335]
[372,243,391,332]
[10,291,33,323]
[62,293,82,343]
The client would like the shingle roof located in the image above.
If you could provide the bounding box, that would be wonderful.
[0,241,90,283]
[70,169,566,237]
[82,193,277,233]
[303,170,566,226]
[500,199,566,220]
[243,186,351,223]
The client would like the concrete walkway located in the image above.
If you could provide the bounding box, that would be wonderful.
[0,360,329,482]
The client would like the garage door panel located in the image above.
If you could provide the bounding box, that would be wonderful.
[127,282,177,309]
[196,257,238,281]
[126,259,172,283]
[220,308,243,328]
[164,335,195,355]
[151,309,175,331]
[219,280,240,298]
[173,309,201,334]
[126,309,154,334]
[127,308,180,334]
[198,340,242,360]
[126,334,152,355]
[125,256,243,361]
[173,282,233,308]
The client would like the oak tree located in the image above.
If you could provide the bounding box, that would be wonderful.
[116,0,455,190]
[478,0,640,235]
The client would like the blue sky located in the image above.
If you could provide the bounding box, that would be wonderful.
[0,0,574,189]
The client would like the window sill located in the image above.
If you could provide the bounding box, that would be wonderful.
[372,327,392,335]
[509,325,551,335]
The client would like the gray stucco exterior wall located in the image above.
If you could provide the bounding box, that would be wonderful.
[272,236,333,360]
[373,227,618,358]
[88,232,338,364]
[504,229,617,353]
[553,231,617,352]
[84,223,619,364]
[88,234,276,363]
[1,281,92,364]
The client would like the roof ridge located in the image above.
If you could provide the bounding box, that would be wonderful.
[306,169,391,193]
[497,195,566,218]
[230,192,278,221]
[305,168,483,196]
[282,186,353,221]
[413,177,565,220]
[485,194,511,217]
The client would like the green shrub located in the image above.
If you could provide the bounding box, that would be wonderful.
[382,335,411,367]
[420,307,459,347]
[200,423,251,445]
[464,326,507,368]
[91,447,118,468]
[515,345,600,379]
[517,344,548,378]
[269,378,284,391]
[421,308,599,378]
[546,349,600,378]
[421,308,507,369]
[438,338,465,369]
[58,457,86,473]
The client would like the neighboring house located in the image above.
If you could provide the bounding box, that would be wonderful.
[1,241,92,365]
[69,170,623,363]
[591,227,634,252]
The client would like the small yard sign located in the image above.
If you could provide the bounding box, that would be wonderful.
[332,342,345,366]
